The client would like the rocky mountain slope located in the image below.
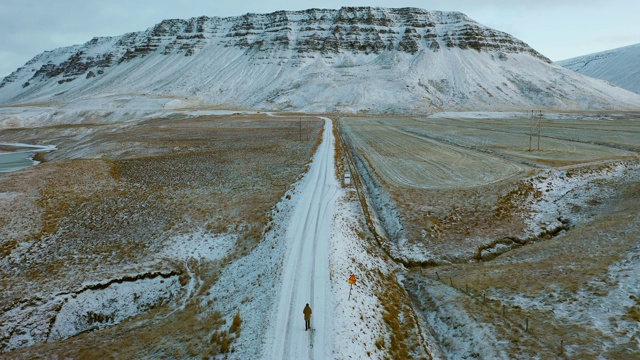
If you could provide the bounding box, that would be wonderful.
[1,7,639,113]
[558,43,640,94]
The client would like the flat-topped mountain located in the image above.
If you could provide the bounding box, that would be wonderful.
[1,7,639,113]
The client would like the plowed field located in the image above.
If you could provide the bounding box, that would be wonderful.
[340,116,638,189]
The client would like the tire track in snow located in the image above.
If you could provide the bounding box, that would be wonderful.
[282,141,324,360]
[265,117,340,360]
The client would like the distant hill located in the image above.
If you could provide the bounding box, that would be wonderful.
[558,43,640,94]
[1,7,639,113]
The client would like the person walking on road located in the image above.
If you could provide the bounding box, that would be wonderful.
[303,303,312,331]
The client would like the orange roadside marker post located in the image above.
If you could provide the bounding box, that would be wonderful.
[348,274,357,300]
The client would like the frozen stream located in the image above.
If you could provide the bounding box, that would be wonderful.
[0,143,56,173]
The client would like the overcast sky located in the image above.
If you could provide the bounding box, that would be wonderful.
[2,0,639,78]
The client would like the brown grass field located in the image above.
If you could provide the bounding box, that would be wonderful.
[0,114,322,356]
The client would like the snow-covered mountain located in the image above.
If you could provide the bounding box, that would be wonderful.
[558,43,640,94]
[1,7,639,113]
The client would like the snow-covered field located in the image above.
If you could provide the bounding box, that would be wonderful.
[340,113,640,358]
[340,116,530,189]
[1,110,423,359]
[1,105,639,358]
[0,113,333,357]
[341,115,638,190]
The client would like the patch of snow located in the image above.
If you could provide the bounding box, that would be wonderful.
[49,275,181,341]
[525,161,632,235]
[0,272,182,352]
[329,194,394,360]
[408,275,509,359]
[494,241,640,356]
[161,230,236,263]
[0,191,22,200]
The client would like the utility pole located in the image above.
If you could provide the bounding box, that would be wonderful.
[529,110,542,151]
[299,117,302,141]
[536,111,542,151]
[529,110,533,151]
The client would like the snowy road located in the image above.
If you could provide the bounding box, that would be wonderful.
[264,117,341,359]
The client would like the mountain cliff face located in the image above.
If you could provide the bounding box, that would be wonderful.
[558,43,640,94]
[1,7,639,113]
